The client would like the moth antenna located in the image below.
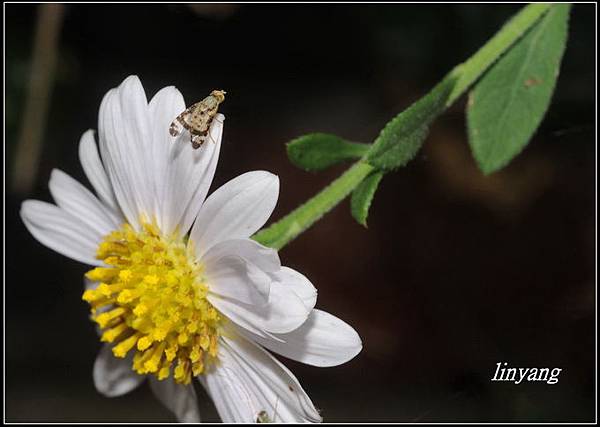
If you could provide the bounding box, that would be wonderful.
[206,116,224,145]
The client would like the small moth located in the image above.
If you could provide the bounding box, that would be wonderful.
[255,410,272,423]
[255,396,279,423]
[169,89,226,149]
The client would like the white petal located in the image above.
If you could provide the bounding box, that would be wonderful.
[202,238,280,305]
[98,76,153,229]
[171,114,224,237]
[117,75,154,213]
[49,169,120,237]
[199,359,253,422]
[21,200,103,266]
[262,282,312,333]
[154,99,223,237]
[191,171,279,258]
[207,295,275,339]
[149,377,201,423]
[78,129,120,214]
[147,86,184,232]
[206,255,271,306]
[207,280,310,337]
[272,267,317,311]
[97,89,139,229]
[242,309,363,367]
[201,238,280,273]
[93,344,144,397]
[200,335,321,423]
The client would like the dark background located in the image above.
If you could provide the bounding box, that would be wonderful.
[5,4,596,423]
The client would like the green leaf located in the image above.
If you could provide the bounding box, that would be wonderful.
[365,4,552,173]
[286,133,370,172]
[467,4,571,175]
[446,3,551,106]
[365,75,456,171]
[251,4,559,251]
[351,171,384,227]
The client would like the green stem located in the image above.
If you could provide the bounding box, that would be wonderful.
[253,161,374,250]
[253,3,553,251]
[446,3,551,105]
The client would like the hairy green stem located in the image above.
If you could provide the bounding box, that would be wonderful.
[446,3,551,105]
[253,162,374,250]
[253,3,554,250]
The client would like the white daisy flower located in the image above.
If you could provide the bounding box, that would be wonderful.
[20,75,363,423]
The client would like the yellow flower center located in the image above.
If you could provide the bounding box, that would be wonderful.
[82,222,220,385]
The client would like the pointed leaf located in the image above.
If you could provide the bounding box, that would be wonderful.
[365,76,456,171]
[351,171,384,227]
[467,4,571,175]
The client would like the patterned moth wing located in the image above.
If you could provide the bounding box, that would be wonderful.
[169,89,226,149]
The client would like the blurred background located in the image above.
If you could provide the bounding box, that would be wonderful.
[5,3,595,423]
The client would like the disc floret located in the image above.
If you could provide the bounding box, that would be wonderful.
[82,222,220,384]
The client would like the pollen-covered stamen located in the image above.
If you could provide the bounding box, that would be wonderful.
[83,222,221,385]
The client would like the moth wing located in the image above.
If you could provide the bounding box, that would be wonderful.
[169,109,191,137]
[170,101,204,137]
[169,118,184,137]
[191,134,206,149]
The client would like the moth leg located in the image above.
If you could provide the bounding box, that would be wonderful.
[206,120,222,144]
[207,131,218,145]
